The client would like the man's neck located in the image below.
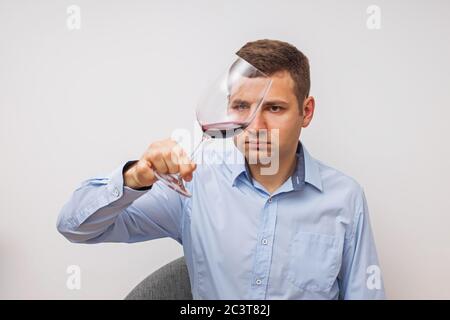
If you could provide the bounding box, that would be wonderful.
[247,148,298,195]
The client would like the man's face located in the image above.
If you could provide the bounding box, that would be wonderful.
[232,70,314,170]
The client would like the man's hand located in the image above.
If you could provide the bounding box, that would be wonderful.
[124,139,196,190]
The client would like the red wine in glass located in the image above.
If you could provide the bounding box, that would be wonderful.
[201,121,248,138]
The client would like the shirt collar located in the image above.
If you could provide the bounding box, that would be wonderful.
[302,143,323,192]
[229,140,323,192]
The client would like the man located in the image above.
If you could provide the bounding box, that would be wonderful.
[57,39,385,299]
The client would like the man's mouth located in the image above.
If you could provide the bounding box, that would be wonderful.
[245,141,271,148]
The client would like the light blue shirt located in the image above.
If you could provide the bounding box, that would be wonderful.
[57,139,385,299]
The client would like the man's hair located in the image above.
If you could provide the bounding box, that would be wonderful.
[236,39,310,111]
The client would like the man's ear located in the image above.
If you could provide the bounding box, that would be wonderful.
[301,96,315,128]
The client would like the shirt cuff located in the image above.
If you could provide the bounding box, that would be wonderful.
[105,160,152,207]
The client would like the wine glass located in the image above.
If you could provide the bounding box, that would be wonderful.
[154,55,273,197]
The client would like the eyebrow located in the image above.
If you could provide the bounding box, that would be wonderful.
[229,98,290,107]
[229,98,251,105]
[262,99,289,106]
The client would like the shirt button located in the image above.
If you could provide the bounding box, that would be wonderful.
[268,197,272,203]
[255,279,262,285]
[262,238,268,245]
[112,187,120,197]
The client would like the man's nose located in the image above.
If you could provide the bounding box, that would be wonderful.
[246,108,267,131]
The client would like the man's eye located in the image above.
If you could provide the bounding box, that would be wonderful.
[232,104,249,110]
[269,105,282,112]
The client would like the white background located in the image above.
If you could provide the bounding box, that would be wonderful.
[1,0,449,299]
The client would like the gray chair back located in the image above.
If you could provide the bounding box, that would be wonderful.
[125,256,193,300]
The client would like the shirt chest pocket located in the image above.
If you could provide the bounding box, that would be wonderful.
[287,231,341,293]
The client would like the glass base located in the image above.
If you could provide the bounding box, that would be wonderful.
[153,171,192,197]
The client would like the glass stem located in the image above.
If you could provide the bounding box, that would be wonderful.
[188,133,209,163]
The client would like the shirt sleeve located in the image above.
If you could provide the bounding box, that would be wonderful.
[338,189,386,299]
[56,161,186,244]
